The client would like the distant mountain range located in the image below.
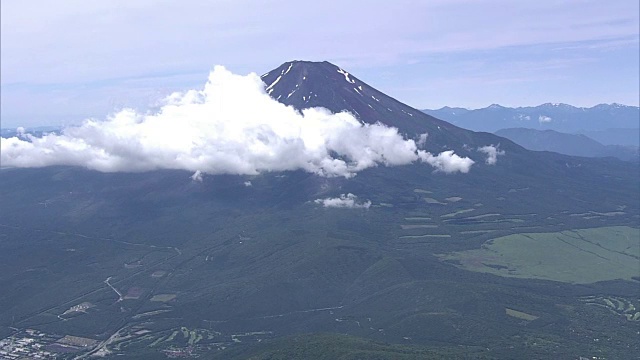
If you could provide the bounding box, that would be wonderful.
[579,128,640,147]
[495,128,639,162]
[422,104,639,145]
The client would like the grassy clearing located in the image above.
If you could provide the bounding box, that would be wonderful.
[444,218,524,224]
[463,213,500,220]
[413,189,432,194]
[570,211,625,217]
[151,270,167,278]
[150,294,177,302]
[439,226,640,284]
[505,308,538,321]
[400,225,438,229]
[440,209,475,218]
[423,197,446,204]
[399,234,451,239]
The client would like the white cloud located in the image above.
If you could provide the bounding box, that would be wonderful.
[477,145,505,165]
[0,66,473,177]
[244,181,252,187]
[416,132,428,147]
[418,150,475,173]
[191,170,203,182]
[538,115,552,123]
[314,193,371,209]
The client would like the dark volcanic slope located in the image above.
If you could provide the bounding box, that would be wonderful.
[261,61,437,134]
[261,60,508,154]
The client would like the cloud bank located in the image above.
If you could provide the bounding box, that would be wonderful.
[314,194,371,209]
[1,67,474,177]
[477,145,505,165]
[538,115,552,123]
[416,132,428,147]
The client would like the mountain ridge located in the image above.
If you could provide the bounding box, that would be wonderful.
[428,102,638,112]
[423,103,640,136]
[495,127,639,161]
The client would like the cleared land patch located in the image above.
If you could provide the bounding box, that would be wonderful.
[444,218,524,224]
[464,213,500,220]
[151,270,167,278]
[413,189,432,194]
[399,234,451,239]
[505,308,538,321]
[439,226,640,284]
[579,296,640,321]
[61,302,94,316]
[400,225,438,229]
[423,197,446,204]
[125,287,145,300]
[441,209,475,218]
[570,211,625,217]
[150,294,177,302]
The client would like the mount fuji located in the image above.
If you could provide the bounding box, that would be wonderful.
[0,61,638,359]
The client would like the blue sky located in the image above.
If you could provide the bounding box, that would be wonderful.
[1,0,638,128]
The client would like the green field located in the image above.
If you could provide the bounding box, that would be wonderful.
[440,226,640,284]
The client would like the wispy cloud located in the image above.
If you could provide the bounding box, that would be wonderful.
[1,0,637,125]
[314,193,371,209]
[538,115,552,123]
[477,145,505,165]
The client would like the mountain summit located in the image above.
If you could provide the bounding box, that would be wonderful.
[261,60,506,154]
[260,61,435,131]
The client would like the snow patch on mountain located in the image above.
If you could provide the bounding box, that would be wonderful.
[337,68,356,84]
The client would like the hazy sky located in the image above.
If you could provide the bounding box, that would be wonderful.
[2,0,639,128]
